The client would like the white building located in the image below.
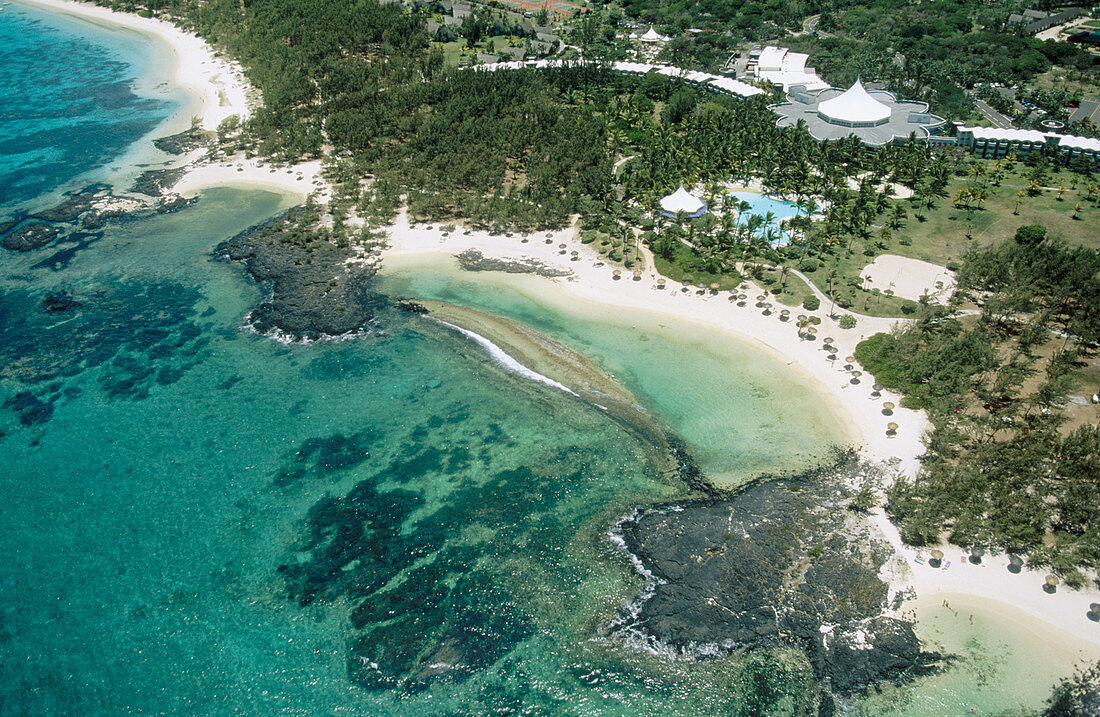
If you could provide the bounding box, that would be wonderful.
[956,126,1100,168]
[753,46,829,92]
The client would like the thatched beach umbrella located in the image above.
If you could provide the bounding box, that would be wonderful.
[756,294,767,304]
[806,326,818,336]
[710,282,720,293]
[613,269,622,280]
[1045,574,1060,593]
[930,549,944,567]
[635,270,645,281]
[887,422,899,432]
[883,401,895,415]
[657,277,667,287]
[823,337,835,344]
[845,356,856,365]
[797,314,807,322]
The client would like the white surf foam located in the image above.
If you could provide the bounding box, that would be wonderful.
[435,319,579,397]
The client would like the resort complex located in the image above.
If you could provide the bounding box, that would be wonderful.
[771,79,946,145]
[4,0,1100,713]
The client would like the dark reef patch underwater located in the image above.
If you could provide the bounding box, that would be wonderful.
[0,279,209,424]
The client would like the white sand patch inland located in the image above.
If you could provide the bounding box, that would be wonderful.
[860,254,956,304]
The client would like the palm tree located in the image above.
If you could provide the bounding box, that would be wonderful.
[1072,202,1083,220]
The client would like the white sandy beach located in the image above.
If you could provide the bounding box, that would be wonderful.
[380,213,1100,658]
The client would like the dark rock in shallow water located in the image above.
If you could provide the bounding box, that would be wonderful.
[0,215,25,237]
[456,248,572,278]
[217,208,384,339]
[30,232,103,271]
[152,126,214,155]
[3,223,59,251]
[822,616,922,694]
[30,184,109,223]
[611,459,943,697]
[130,167,186,197]
[81,208,127,230]
[41,293,81,312]
[156,194,196,214]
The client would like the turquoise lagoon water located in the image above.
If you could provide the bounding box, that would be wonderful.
[0,7,1092,715]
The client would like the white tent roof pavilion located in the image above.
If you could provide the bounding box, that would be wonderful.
[640,27,669,42]
[817,80,891,127]
[659,186,706,217]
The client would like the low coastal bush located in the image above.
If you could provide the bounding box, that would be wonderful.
[802,295,820,311]
[838,314,857,329]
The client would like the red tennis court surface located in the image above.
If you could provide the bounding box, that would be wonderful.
[497,0,586,16]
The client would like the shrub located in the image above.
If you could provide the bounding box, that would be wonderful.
[900,301,919,314]
[580,230,598,244]
[799,258,819,273]
[946,261,960,272]
[802,295,820,311]
[838,314,858,329]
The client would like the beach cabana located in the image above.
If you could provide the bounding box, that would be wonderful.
[659,186,707,218]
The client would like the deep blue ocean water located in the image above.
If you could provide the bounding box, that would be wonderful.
[0,4,1086,714]
[0,2,174,211]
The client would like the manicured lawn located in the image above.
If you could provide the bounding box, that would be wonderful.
[891,168,1099,267]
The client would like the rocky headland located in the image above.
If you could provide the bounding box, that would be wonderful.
[610,457,945,707]
[215,208,386,340]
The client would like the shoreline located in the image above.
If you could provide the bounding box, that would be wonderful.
[12,0,325,202]
[15,0,1100,678]
[380,210,922,476]
[379,212,1100,658]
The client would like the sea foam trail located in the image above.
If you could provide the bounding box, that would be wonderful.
[435,319,579,397]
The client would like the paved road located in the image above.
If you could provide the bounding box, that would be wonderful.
[974,99,1013,129]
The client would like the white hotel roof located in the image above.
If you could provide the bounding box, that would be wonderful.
[964,127,1048,142]
[476,60,765,97]
[962,127,1100,152]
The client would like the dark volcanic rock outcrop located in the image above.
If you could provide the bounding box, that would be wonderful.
[130,168,186,197]
[153,126,215,155]
[456,248,572,278]
[611,460,943,698]
[3,223,59,251]
[30,184,110,223]
[217,209,385,340]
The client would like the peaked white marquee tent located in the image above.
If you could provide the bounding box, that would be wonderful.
[817,80,891,126]
[659,186,706,218]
